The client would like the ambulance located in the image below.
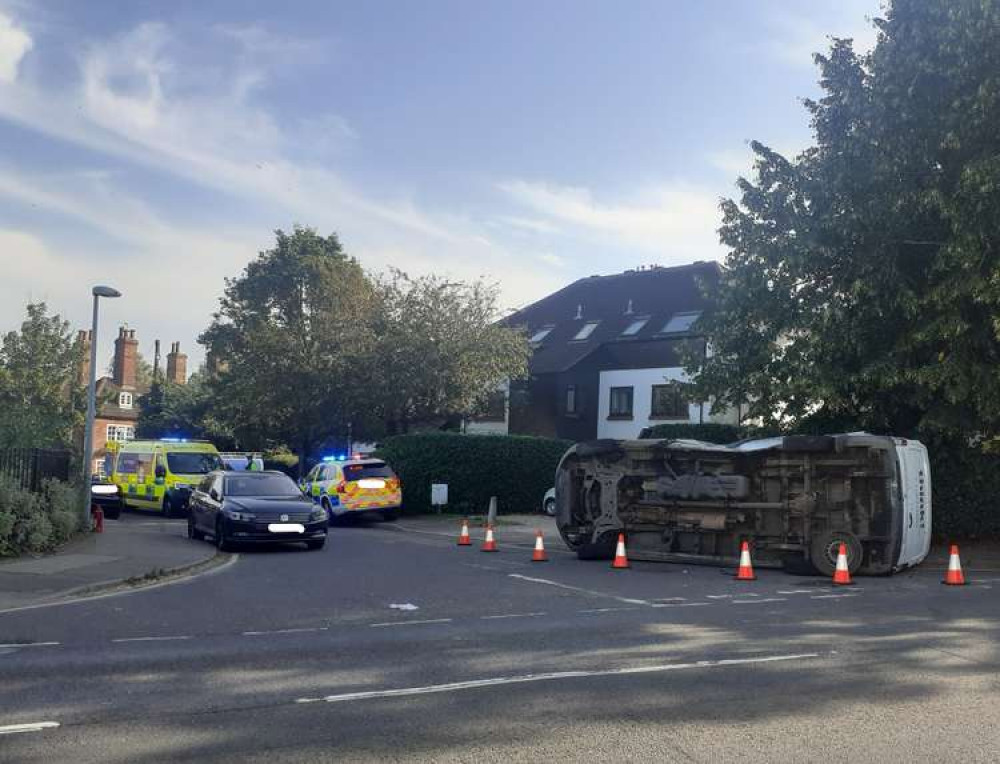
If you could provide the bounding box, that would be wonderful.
[301,456,402,522]
[108,439,225,517]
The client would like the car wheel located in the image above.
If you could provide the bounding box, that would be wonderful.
[103,503,122,520]
[306,539,326,551]
[187,515,205,541]
[810,530,863,577]
[543,497,556,517]
[215,519,232,552]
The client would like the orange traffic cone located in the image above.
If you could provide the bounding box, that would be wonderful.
[481,525,498,552]
[457,519,471,546]
[532,530,548,562]
[943,544,966,586]
[611,533,630,569]
[735,541,756,581]
[832,542,852,585]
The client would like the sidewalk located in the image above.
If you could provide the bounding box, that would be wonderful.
[0,513,222,611]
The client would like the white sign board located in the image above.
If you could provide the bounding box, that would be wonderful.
[431,483,448,507]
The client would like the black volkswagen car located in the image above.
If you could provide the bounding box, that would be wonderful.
[188,471,328,551]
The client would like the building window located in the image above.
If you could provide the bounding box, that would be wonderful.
[529,326,554,344]
[477,391,507,422]
[571,321,600,341]
[608,386,634,419]
[119,392,133,409]
[651,384,688,419]
[565,385,578,416]
[621,317,649,337]
[660,311,702,334]
[106,424,135,443]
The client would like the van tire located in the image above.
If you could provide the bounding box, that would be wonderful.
[810,530,863,577]
[575,531,617,560]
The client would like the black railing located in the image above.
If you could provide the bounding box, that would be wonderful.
[0,448,73,491]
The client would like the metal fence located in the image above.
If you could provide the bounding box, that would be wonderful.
[0,448,73,492]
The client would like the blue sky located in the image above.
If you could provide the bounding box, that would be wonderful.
[0,0,881,368]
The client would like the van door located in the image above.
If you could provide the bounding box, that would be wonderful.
[895,441,932,569]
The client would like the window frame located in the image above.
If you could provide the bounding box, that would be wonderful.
[659,311,702,335]
[529,326,554,344]
[620,317,649,337]
[608,386,634,420]
[565,385,578,416]
[571,320,600,341]
[118,391,133,409]
[650,384,688,420]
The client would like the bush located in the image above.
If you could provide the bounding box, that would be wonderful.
[0,477,84,557]
[263,450,299,478]
[639,423,745,443]
[374,433,573,515]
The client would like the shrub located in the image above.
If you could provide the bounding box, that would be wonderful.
[263,450,299,478]
[0,476,84,557]
[639,423,744,443]
[374,433,572,515]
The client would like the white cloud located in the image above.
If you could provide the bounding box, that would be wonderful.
[0,11,31,82]
[500,179,725,261]
[767,3,881,68]
[538,252,567,268]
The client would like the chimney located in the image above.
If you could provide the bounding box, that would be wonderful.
[166,342,188,385]
[77,329,92,386]
[113,326,139,389]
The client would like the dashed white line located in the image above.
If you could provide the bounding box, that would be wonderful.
[578,606,640,614]
[369,618,453,628]
[810,593,858,599]
[654,597,688,603]
[651,602,712,609]
[0,642,60,648]
[111,635,192,643]
[706,594,734,599]
[480,612,546,620]
[242,627,329,636]
[777,589,825,595]
[508,573,652,606]
[0,721,60,736]
[731,598,788,605]
[295,652,824,704]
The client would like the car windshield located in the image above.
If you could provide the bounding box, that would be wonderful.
[166,451,224,475]
[343,462,395,481]
[225,474,302,497]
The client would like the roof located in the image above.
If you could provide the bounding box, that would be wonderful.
[504,261,720,374]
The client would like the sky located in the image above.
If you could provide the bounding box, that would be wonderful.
[0,0,882,369]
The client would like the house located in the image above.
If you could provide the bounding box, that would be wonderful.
[77,326,188,476]
[466,261,737,441]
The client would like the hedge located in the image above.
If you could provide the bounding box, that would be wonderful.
[0,477,85,557]
[374,433,573,515]
[640,424,1000,539]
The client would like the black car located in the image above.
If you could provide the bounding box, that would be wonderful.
[188,471,328,551]
[90,477,123,520]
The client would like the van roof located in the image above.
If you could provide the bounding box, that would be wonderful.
[117,440,218,452]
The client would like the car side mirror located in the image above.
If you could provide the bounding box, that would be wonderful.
[210,489,220,502]
[155,465,166,478]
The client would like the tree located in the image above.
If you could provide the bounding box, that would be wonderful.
[690,0,1000,438]
[0,303,85,449]
[200,227,378,471]
[365,271,531,435]
[136,372,235,448]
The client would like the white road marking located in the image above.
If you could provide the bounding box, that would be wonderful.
[810,593,858,599]
[389,603,419,611]
[369,618,453,628]
[654,597,688,602]
[295,652,823,704]
[706,594,734,599]
[0,642,60,648]
[0,721,60,735]
[508,573,652,606]
[242,627,328,636]
[480,612,546,620]
[731,598,788,605]
[777,589,825,595]
[651,602,712,609]
[111,635,192,643]
[578,606,640,614]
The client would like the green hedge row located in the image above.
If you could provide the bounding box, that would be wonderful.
[0,478,85,557]
[640,424,1000,539]
[374,433,573,515]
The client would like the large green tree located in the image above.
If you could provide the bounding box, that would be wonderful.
[136,372,235,448]
[691,0,1000,438]
[0,303,85,449]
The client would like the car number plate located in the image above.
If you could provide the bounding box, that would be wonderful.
[268,523,305,533]
[357,479,386,489]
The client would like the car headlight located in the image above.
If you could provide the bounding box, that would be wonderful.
[224,509,256,521]
[310,507,327,520]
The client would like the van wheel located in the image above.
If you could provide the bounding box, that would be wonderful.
[576,531,617,561]
[810,530,863,577]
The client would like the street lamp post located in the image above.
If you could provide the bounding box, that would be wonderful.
[81,285,122,524]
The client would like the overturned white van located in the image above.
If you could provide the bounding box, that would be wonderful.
[554,433,931,576]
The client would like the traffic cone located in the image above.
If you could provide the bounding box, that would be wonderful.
[481,525,498,552]
[943,544,966,586]
[832,542,852,585]
[532,530,548,562]
[735,540,756,580]
[611,533,630,569]
[457,519,471,546]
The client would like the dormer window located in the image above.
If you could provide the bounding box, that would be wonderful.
[529,326,554,344]
[119,392,133,409]
[660,311,702,334]
[621,317,649,336]
[572,321,600,341]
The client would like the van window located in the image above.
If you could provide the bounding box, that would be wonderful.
[135,452,154,482]
[117,452,139,474]
[343,462,395,481]
[166,451,224,475]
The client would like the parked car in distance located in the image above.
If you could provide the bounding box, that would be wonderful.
[90,476,122,520]
[187,470,328,551]
[301,456,402,522]
[542,487,556,516]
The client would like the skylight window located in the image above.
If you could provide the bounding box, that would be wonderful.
[572,321,600,341]
[529,326,554,343]
[660,311,702,334]
[621,317,648,336]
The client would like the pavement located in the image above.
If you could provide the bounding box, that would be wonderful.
[0,511,223,612]
[0,513,997,762]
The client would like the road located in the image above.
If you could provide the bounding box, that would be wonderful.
[1,516,998,763]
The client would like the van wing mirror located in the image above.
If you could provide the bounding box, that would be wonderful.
[210,489,220,502]
[155,465,166,478]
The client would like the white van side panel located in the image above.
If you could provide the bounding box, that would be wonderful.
[895,442,932,569]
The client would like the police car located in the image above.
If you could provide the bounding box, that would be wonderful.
[301,455,402,522]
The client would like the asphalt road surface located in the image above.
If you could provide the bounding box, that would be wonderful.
[1,517,998,763]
